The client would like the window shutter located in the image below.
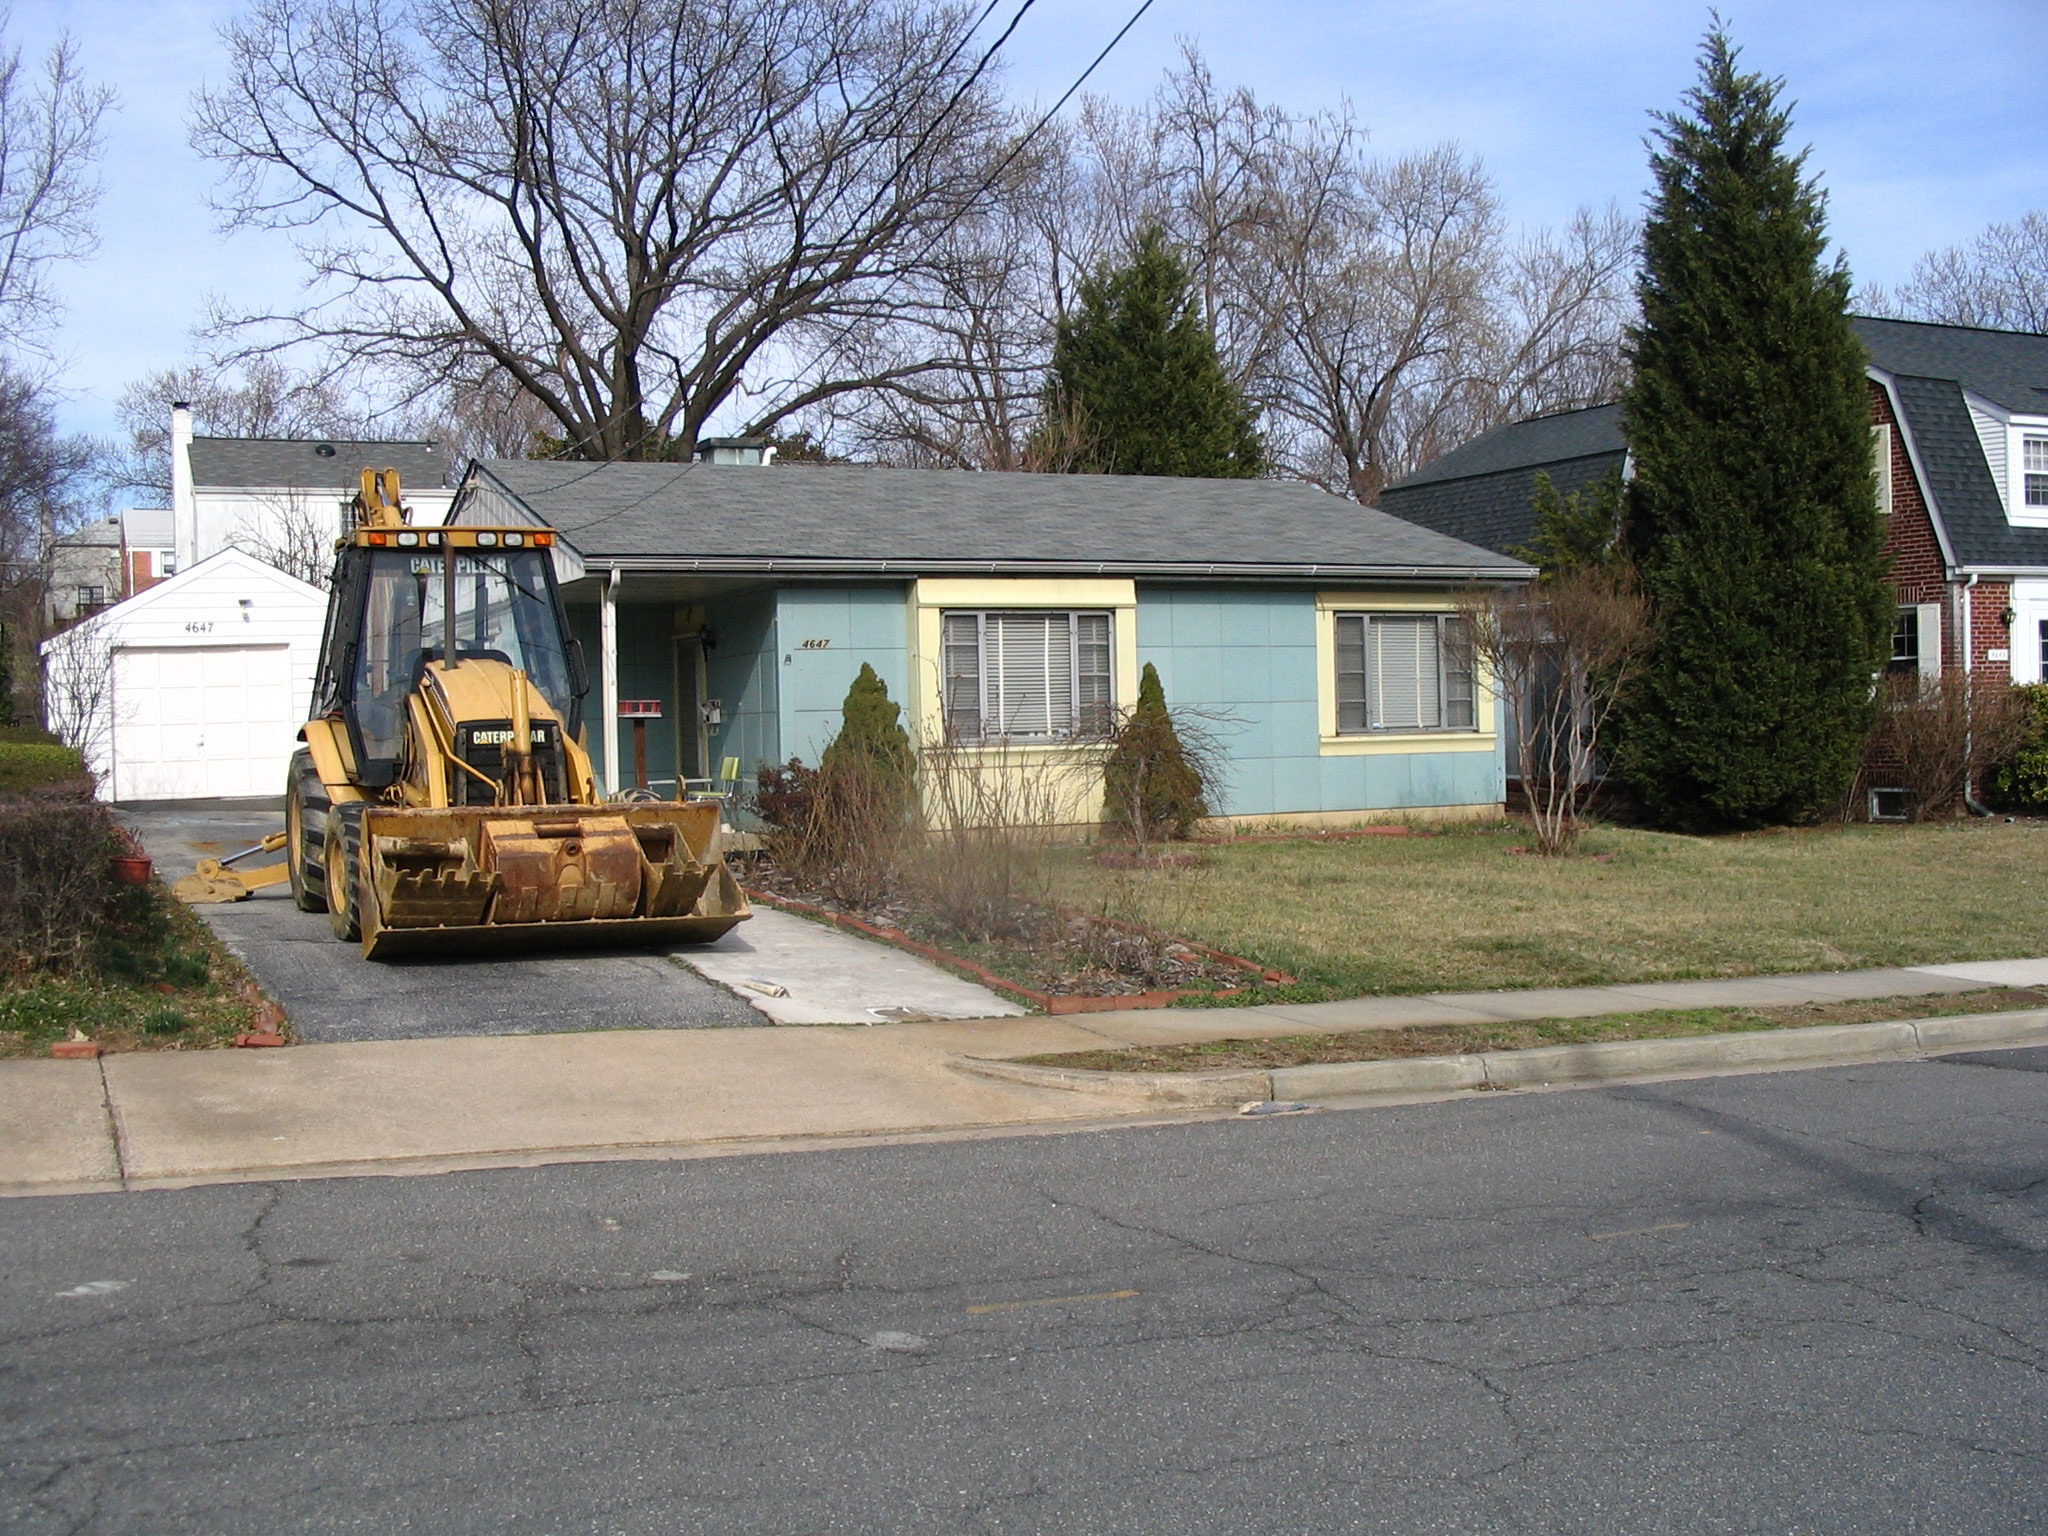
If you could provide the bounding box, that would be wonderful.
[1872,424,1893,517]
[1916,602,1941,679]
[942,613,983,739]
[1441,616,1475,729]
[1334,615,1367,732]
[1371,615,1438,730]
[1076,613,1112,734]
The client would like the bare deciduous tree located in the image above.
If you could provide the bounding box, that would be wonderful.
[1872,212,2048,333]
[0,20,113,354]
[38,608,122,778]
[229,490,340,589]
[820,46,1636,494]
[1462,566,1651,856]
[194,0,1020,461]
[112,357,373,502]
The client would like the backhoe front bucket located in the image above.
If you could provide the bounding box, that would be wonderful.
[354,801,749,960]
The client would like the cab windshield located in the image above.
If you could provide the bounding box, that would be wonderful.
[352,547,580,762]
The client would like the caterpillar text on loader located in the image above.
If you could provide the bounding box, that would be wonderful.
[181,468,750,960]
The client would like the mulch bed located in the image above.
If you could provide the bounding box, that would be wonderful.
[741,876,1292,1014]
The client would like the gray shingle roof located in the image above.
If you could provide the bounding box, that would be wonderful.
[1854,315,2048,417]
[1381,318,2048,571]
[1378,405,1624,556]
[460,461,1530,579]
[188,437,450,491]
[1890,374,2048,568]
[1392,403,1625,488]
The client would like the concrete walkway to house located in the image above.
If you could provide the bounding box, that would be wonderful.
[8,956,2048,1197]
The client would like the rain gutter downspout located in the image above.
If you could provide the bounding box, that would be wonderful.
[600,565,621,798]
[1961,572,1992,816]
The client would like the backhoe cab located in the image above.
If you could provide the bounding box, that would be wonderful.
[257,468,747,958]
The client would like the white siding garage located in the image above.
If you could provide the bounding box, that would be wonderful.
[42,549,328,803]
[111,644,296,800]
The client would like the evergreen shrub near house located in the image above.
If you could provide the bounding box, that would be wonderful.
[819,662,915,815]
[1044,226,1264,478]
[1102,663,1208,845]
[1990,683,2048,813]
[1616,30,1893,831]
[760,666,915,908]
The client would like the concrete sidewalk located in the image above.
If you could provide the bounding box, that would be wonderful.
[7,957,2048,1196]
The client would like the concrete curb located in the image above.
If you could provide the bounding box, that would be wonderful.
[954,1054,1267,1108]
[955,1008,2048,1107]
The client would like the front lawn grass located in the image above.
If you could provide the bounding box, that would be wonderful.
[1051,819,2048,1000]
[1022,987,2048,1073]
[0,882,270,1058]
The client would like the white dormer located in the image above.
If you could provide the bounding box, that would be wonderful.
[1964,388,2048,528]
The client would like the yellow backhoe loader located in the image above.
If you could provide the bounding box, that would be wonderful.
[179,469,749,960]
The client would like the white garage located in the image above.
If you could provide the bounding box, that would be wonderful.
[43,549,328,803]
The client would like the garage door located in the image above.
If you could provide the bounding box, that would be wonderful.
[111,645,296,801]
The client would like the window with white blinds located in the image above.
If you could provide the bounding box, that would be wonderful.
[941,611,1113,740]
[1333,613,1476,733]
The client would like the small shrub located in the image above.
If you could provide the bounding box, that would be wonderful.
[819,663,914,817]
[1990,683,2048,813]
[1868,674,2032,821]
[0,790,122,973]
[753,753,902,910]
[903,735,1073,942]
[758,670,919,909]
[1101,664,1209,848]
[753,759,816,834]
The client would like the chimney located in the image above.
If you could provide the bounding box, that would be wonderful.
[170,401,195,572]
[692,436,776,466]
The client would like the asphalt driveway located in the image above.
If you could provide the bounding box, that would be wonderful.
[121,801,765,1044]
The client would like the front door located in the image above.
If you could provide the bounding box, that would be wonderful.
[675,638,705,784]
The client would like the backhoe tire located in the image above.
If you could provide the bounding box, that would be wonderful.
[287,752,328,914]
[324,802,366,943]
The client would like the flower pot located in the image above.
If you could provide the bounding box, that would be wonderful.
[111,855,153,885]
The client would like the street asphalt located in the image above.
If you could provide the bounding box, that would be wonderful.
[5,1047,2045,1534]
[120,802,763,1041]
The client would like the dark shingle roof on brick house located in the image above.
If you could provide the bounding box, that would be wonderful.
[1376,317,2048,574]
[1377,404,1623,557]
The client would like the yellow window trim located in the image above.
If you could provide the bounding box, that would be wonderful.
[909,577,1138,746]
[1314,592,1497,754]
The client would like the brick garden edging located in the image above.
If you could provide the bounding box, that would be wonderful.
[742,886,1292,1014]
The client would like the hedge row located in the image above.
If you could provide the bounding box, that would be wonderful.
[0,741,87,796]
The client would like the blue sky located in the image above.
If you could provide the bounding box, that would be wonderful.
[18,0,2048,446]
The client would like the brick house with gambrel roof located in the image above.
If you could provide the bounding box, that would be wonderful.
[1380,316,2048,806]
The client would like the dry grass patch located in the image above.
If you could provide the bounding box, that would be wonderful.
[1022,987,2048,1073]
[1049,820,2048,999]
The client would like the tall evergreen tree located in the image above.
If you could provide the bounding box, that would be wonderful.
[1045,226,1264,478]
[1617,30,1892,830]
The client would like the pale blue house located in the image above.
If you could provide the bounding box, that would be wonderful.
[449,445,1530,828]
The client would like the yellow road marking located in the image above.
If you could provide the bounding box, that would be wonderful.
[1588,1222,1691,1242]
[967,1289,1140,1315]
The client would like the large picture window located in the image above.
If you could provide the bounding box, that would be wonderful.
[942,610,1113,741]
[1333,612,1475,733]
